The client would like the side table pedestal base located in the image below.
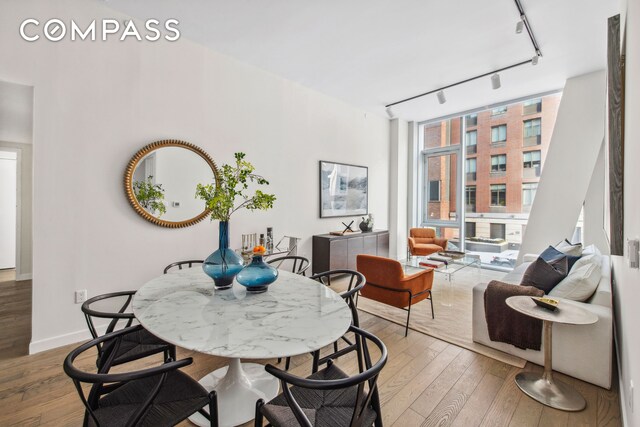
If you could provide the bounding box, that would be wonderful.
[515,372,586,412]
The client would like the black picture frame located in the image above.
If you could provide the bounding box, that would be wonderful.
[319,160,368,218]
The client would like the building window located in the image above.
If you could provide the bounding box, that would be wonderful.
[491,125,507,144]
[466,221,476,238]
[466,113,478,127]
[466,130,477,154]
[523,150,541,168]
[465,186,476,212]
[524,118,542,146]
[523,98,542,115]
[491,106,507,116]
[491,154,507,172]
[523,150,541,178]
[522,182,538,206]
[465,158,477,181]
[490,223,506,240]
[428,180,440,202]
[490,184,507,206]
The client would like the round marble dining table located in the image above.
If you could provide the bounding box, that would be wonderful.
[132,268,352,427]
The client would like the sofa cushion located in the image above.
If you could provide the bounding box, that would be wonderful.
[540,246,581,272]
[520,257,566,293]
[550,257,602,302]
[555,239,583,256]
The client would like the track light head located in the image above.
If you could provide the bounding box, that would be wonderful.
[437,90,446,105]
[515,20,524,34]
[491,73,501,90]
[531,55,539,65]
[385,106,395,119]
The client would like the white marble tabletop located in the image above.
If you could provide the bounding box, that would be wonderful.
[132,269,352,359]
[506,296,598,325]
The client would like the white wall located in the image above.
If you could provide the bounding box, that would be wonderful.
[612,0,640,424]
[518,71,606,262]
[584,141,610,254]
[0,0,390,352]
[0,80,33,144]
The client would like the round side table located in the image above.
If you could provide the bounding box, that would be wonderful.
[506,296,598,412]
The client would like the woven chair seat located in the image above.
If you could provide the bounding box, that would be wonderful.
[261,363,377,427]
[88,370,209,427]
[99,328,170,367]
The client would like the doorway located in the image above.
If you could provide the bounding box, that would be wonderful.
[0,149,18,282]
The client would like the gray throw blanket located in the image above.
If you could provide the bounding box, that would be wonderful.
[484,280,544,350]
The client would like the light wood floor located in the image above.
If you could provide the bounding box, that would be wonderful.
[0,284,621,426]
[0,279,31,360]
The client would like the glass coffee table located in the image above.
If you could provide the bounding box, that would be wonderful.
[402,254,481,306]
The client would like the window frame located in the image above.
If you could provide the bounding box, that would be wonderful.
[522,182,538,206]
[523,118,542,138]
[491,124,507,143]
[490,154,507,172]
[490,184,507,207]
[523,150,542,168]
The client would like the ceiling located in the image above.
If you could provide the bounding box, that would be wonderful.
[103,0,619,121]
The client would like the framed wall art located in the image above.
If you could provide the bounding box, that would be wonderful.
[319,160,368,218]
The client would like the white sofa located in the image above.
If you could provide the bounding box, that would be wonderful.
[472,254,613,389]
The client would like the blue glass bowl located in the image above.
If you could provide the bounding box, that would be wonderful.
[236,255,279,293]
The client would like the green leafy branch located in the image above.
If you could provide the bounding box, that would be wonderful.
[133,175,166,217]
[196,152,276,221]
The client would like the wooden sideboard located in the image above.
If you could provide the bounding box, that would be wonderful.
[312,230,389,275]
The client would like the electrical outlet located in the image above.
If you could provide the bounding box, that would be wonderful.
[631,380,634,412]
[75,289,88,304]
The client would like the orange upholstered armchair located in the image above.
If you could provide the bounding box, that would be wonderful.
[356,255,434,336]
[408,228,448,257]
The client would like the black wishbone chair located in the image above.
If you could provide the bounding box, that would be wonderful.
[82,291,176,369]
[164,260,204,274]
[64,325,218,427]
[310,270,365,374]
[255,325,387,427]
[266,255,310,276]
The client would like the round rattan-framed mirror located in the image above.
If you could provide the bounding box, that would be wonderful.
[124,140,220,228]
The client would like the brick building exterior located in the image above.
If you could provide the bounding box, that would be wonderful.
[422,93,561,249]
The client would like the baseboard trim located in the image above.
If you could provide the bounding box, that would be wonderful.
[29,323,108,354]
[16,273,32,281]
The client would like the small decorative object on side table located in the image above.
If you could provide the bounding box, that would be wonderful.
[359,213,374,232]
[506,296,598,411]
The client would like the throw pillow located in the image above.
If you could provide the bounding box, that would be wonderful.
[540,246,581,272]
[549,261,602,301]
[520,257,567,294]
[571,251,603,273]
[555,239,583,256]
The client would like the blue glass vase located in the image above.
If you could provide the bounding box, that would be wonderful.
[202,221,244,290]
[236,255,279,293]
